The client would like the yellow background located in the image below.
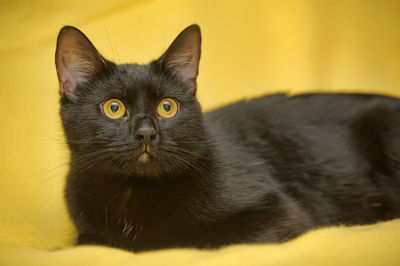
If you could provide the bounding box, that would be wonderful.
[1,0,400,265]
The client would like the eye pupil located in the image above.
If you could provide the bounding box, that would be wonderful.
[110,102,119,113]
[163,101,171,112]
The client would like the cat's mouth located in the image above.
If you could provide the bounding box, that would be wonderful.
[137,144,152,163]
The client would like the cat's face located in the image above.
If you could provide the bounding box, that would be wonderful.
[56,25,208,178]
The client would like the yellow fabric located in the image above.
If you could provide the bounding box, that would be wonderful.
[1,0,400,265]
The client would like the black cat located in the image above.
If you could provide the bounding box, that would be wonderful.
[56,24,400,252]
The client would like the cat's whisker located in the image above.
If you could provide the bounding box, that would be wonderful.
[161,151,211,177]
[167,147,209,161]
[38,163,70,183]
[72,155,112,177]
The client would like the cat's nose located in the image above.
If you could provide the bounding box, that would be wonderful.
[135,124,157,145]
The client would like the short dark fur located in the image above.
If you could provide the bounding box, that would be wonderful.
[56,25,400,252]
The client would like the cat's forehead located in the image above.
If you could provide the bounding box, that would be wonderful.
[103,63,160,100]
[105,63,186,99]
[115,63,154,90]
[118,63,151,79]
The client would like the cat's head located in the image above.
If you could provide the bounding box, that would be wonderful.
[56,25,210,179]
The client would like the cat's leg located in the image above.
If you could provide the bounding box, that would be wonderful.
[351,107,400,220]
[201,193,313,247]
[250,197,313,243]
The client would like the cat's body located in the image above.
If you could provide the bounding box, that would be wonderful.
[205,93,400,226]
[57,25,400,252]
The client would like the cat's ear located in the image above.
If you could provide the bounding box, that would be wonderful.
[55,26,108,101]
[158,24,201,95]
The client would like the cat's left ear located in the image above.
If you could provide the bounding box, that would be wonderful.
[157,24,201,95]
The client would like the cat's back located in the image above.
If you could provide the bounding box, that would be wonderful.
[204,93,400,169]
[204,93,400,225]
[205,93,400,152]
[205,93,400,134]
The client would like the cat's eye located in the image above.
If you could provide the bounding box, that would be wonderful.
[102,99,126,119]
[157,98,178,118]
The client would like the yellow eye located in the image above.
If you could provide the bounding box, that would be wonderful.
[102,99,126,119]
[157,98,178,118]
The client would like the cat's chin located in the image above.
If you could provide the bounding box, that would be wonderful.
[118,153,170,179]
[137,152,152,164]
[131,163,168,179]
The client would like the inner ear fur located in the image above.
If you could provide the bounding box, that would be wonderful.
[55,26,108,100]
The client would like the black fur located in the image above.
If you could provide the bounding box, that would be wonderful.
[57,25,400,252]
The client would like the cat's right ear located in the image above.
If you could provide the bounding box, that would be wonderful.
[55,26,107,101]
